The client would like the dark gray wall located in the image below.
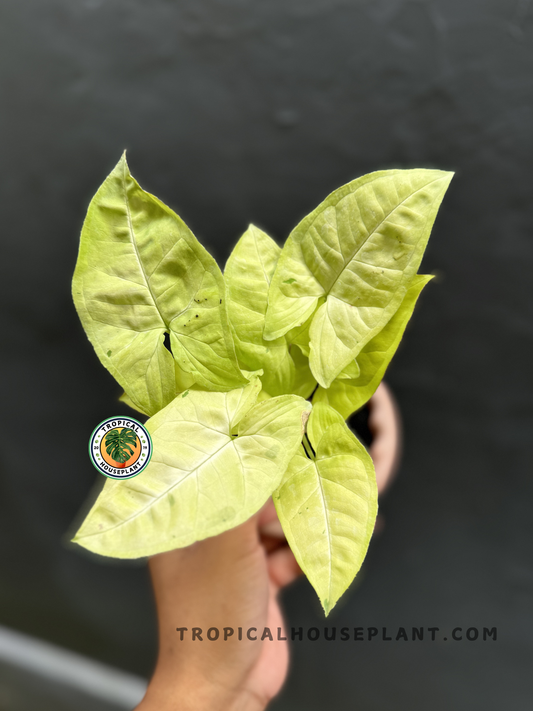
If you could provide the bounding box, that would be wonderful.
[1,1,532,709]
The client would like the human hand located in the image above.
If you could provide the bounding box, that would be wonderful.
[136,499,299,711]
[136,383,401,711]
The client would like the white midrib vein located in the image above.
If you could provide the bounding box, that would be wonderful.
[120,165,216,391]
[315,455,333,606]
[314,176,442,297]
[122,161,166,329]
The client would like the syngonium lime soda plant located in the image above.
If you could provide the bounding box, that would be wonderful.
[72,154,452,615]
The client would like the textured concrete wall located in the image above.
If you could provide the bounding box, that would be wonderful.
[0,1,532,709]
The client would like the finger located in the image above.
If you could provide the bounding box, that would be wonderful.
[267,544,303,590]
[258,497,286,540]
[259,519,285,539]
[369,382,402,495]
[257,498,278,528]
[373,513,385,535]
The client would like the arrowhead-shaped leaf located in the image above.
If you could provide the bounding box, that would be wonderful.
[290,346,317,399]
[313,274,433,418]
[225,225,294,396]
[72,154,247,416]
[264,169,453,387]
[73,383,311,558]
[274,402,378,614]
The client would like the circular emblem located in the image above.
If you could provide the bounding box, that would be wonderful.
[89,417,152,480]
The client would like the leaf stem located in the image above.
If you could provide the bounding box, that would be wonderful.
[302,434,316,460]
[308,383,319,402]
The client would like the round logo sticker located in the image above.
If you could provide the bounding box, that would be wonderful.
[89,417,152,480]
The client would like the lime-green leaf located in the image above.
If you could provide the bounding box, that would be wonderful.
[290,346,317,399]
[118,391,147,415]
[314,274,433,418]
[335,358,361,380]
[306,400,345,444]
[264,169,453,387]
[227,376,263,431]
[274,402,378,615]
[285,306,319,359]
[225,225,294,396]
[73,385,311,558]
[72,153,247,416]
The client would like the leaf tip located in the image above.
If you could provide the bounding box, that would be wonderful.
[441,170,455,187]
[310,366,331,390]
[112,150,131,178]
[71,531,83,546]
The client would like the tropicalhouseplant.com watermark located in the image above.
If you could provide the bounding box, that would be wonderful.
[175,626,497,642]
